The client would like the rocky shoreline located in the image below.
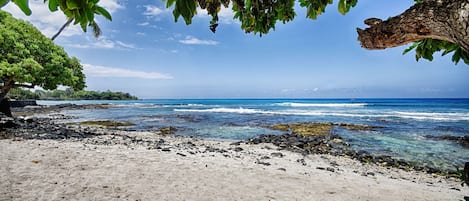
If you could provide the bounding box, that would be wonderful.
[0,104,465,180]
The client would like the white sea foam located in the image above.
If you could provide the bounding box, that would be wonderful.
[187,104,205,107]
[275,102,368,107]
[174,108,375,117]
[390,111,469,121]
[175,108,264,114]
[174,107,469,121]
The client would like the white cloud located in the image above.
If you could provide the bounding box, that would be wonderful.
[179,36,219,45]
[144,5,168,17]
[3,0,123,38]
[83,64,173,80]
[136,32,146,36]
[67,37,136,50]
[3,1,80,38]
[196,5,238,24]
[115,40,136,49]
[98,0,124,13]
[138,22,150,26]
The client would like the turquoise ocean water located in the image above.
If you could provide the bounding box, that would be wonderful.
[39,99,469,170]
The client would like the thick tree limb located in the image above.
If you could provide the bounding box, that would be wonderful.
[357,0,469,52]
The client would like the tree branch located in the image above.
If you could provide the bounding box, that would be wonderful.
[357,0,469,52]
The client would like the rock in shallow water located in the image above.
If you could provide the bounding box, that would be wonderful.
[425,135,469,148]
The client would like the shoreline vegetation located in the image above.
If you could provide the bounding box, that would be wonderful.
[6,88,138,101]
[1,104,468,200]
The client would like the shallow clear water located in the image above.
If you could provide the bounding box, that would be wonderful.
[39,99,469,169]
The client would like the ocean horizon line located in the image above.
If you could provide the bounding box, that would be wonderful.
[132,97,469,101]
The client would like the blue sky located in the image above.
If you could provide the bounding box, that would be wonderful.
[4,0,469,98]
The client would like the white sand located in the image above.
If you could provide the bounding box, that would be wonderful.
[1,132,467,201]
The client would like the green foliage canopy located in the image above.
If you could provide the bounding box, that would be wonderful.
[0,10,85,100]
[7,88,138,100]
[6,88,40,100]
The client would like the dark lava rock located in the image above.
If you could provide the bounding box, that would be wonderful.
[0,99,12,117]
[425,135,469,148]
[260,156,271,160]
[159,126,177,135]
[464,162,469,186]
[326,167,335,172]
[297,158,307,166]
[230,141,242,146]
[233,147,243,152]
[0,115,16,130]
[256,160,271,166]
[244,130,461,178]
[177,152,186,157]
[2,116,100,140]
[270,152,284,158]
[205,146,227,153]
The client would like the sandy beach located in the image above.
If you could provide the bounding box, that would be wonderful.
[1,126,467,201]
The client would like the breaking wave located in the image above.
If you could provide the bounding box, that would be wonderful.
[175,108,469,121]
[275,102,368,107]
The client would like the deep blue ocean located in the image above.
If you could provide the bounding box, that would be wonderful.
[39,99,469,170]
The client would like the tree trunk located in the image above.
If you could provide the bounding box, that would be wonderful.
[0,78,13,116]
[0,79,12,103]
[357,0,469,52]
[0,89,12,117]
[51,18,74,41]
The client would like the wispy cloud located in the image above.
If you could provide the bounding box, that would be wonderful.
[137,21,160,29]
[144,5,168,17]
[138,22,150,26]
[83,64,173,79]
[179,36,219,45]
[67,37,136,50]
[98,0,124,13]
[115,41,136,49]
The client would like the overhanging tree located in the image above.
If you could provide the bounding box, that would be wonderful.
[1,0,468,64]
[0,10,85,114]
[0,0,112,41]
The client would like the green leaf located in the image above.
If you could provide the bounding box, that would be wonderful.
[166,0,175,8]
[65,0,80,10]
[172,8,180,22]
[48,0,58,11]
[95,5,112,21]
[403,42,418,55]
[338,0,346,15]
[452,49,461,64]
[85,8,94,22]
[12,0,31,15]
[403,39,468,65]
